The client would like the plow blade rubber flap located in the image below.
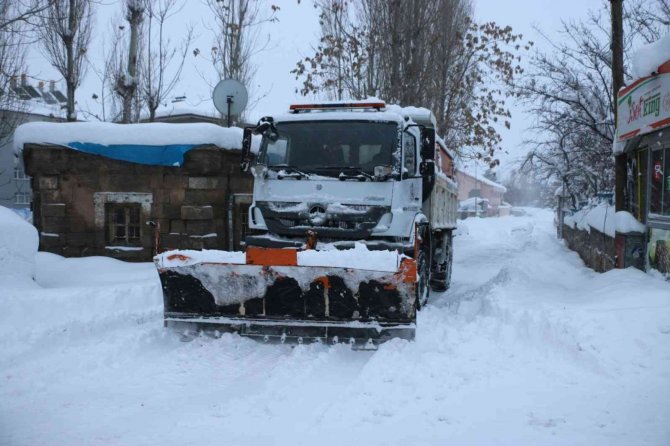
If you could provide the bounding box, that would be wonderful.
[157,248,417,344]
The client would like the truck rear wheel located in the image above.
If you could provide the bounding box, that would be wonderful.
[430,230,453,292]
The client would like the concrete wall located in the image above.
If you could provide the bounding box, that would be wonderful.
[23,144,253,262]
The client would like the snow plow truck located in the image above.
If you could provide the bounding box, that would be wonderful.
[155,100,458,346]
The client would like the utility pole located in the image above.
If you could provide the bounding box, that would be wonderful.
[611,0,625,267]
[612,0,625,211]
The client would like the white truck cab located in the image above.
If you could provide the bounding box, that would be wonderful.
[240,100,458,291]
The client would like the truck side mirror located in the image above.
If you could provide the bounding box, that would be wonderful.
[420,160,436,200]
[420,127,435,160]
[240,127,253,172]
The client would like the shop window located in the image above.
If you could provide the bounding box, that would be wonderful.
[106,203,141,245]
[650,147,670,216]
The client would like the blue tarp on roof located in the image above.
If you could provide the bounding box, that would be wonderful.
[66,142,201,166]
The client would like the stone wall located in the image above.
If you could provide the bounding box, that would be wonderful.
[562,224,616,272]
[23,144,253,262]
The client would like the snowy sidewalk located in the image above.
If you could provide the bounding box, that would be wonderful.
[1,209,669,445]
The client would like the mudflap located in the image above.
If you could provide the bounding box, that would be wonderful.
[156,248,418,347]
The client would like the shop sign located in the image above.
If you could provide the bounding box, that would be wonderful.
[617,73,670,141]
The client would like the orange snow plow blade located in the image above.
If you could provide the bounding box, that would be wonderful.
[155,247,417,347]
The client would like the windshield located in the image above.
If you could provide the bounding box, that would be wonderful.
[259,120,398,176]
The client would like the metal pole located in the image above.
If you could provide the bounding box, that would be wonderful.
[227,96,232,128]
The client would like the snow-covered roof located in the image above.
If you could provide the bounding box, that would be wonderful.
[632,32,670,79]
[14,121,244,155]
[456,169,507,192]
[146,97,220,120]
[13,121,250,167]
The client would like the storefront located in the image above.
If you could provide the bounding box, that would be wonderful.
[615,61,670,275]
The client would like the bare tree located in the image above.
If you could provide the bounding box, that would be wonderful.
[517,1,670,203]
[37,0,93,121]
[113,0,145,123]
[141,0,193,122]
[200,0,279,123]
[292,0,530,165]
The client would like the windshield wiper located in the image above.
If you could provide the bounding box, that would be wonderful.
[337,167,374,182]
[268,164,309,180]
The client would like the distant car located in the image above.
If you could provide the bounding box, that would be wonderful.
[510,207,527,217]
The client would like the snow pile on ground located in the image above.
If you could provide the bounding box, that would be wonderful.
[0,205,38,287]
[1,209,669,445]
[564,202,615,237]
[632,32,670,78]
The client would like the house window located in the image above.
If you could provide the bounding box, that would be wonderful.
[469,189,481,198]
[106,203,141,245]
[650,146,670,217]
[14,193,30,204]
[14,168,29,180]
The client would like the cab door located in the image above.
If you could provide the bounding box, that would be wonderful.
[392,127,423,237]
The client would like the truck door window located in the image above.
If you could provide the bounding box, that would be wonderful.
[403,134,417,175]
[264,137,288,165]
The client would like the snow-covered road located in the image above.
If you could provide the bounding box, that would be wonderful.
[1,209,669,445]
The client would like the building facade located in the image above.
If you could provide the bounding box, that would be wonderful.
[455,169,507,217]
[20,122,254,262]
[0,77,67,210]
[614,59,670,276]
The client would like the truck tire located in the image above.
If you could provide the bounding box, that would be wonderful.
[415,249,430,310]
[430,230,453,292]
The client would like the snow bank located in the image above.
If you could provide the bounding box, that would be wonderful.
[615,211,646,234]
[13,121,246,155]
[565,206,646,237]
[564,203,615,237]
[632,33,670,78]
[0,205,38,287]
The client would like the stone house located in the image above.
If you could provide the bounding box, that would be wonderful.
[19,122,254,262]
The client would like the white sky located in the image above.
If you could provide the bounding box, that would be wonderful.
[24,0,603,175]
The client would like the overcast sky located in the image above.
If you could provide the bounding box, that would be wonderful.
[25,0,605,175]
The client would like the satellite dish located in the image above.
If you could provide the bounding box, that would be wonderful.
[212,79,248,127]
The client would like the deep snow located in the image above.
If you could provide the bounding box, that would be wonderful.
[1,209,669,445]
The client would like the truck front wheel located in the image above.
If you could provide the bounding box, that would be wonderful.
[415,250,429,310]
